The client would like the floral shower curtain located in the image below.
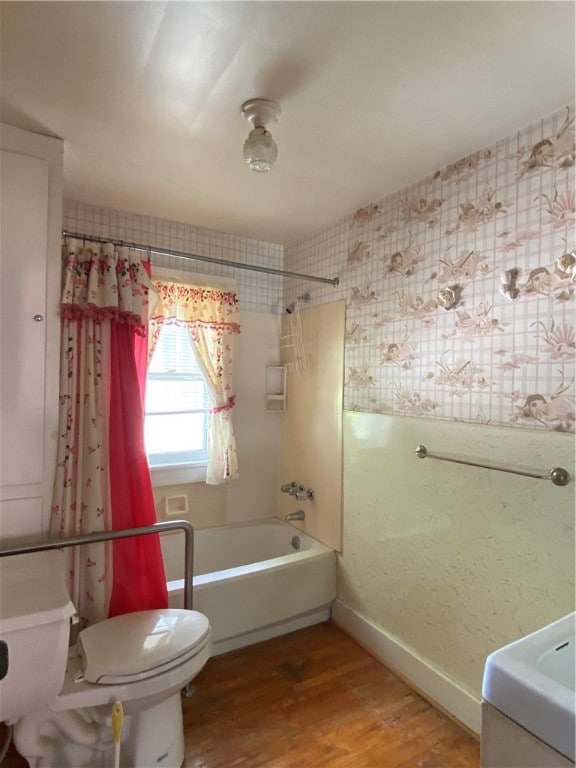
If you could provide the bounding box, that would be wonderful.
[51,239,167,627]
[149,280,241,484]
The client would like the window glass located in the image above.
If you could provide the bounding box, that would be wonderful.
[145,324,211,467]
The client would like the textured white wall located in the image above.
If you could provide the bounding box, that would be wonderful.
[341,411,575,698]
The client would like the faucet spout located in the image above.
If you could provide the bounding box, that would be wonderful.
[285,510,305,522]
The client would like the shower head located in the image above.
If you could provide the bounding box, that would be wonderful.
[284,292,310,314]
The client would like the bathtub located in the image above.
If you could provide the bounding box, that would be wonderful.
[161,518,337,655]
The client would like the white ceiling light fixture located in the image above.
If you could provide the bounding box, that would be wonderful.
[241,98,281,173]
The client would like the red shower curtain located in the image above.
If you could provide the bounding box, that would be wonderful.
[108,285,168,617]
[55,241,168,624]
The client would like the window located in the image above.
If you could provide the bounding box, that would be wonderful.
[145,270,240,487]
[145,323,212,469]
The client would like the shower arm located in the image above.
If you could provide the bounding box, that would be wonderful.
[0,520,195,610]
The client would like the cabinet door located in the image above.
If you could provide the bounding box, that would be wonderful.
[0,150,49,488]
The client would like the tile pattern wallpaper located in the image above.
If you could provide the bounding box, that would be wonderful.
[63,201,283,314]
[285,106,575,433]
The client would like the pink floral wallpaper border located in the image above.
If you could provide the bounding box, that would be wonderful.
[285,105,575,433]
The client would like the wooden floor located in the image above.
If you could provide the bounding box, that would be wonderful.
[182,622,479,768]
[2,622,480,767]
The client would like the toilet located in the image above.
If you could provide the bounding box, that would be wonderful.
[0,549,211,768]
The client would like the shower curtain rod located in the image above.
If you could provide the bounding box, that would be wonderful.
[62,230,340,287]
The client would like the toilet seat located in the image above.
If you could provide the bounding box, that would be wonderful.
[51,612,212,712]
[78,608,210,684]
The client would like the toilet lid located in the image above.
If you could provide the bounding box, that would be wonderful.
[78,609,210,684]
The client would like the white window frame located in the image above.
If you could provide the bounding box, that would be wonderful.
[147,266,236,488]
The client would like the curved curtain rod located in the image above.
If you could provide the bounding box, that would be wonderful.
[62,230,340,287]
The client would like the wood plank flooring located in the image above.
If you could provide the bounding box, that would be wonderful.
[182,622,479,768]
[1,622,480,767]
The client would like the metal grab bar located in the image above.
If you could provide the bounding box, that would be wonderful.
[415,444,570,487]
[0,519,194,609]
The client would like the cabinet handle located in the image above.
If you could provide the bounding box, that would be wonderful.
[33,314,44,322]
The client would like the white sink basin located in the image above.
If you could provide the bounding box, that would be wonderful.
[482,612,575,762]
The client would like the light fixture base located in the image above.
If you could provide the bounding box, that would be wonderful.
[241,98,281,129]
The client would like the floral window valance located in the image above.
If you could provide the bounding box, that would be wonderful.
[150,281,241,333]
[60,239,155,332]
[149,278,240,484]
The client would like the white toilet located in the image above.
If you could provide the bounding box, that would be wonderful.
[0,549,211,768]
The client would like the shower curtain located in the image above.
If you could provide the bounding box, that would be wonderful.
[51,239,167,628]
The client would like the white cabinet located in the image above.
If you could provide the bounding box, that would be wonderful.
[482,702,573,767]
[1,150,48,486]
[0,125,63,541]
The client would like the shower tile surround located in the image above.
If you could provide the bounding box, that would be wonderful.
[285,104,575,433]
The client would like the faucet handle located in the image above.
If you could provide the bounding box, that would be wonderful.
[281,482,298,493]
[295,488,314,501]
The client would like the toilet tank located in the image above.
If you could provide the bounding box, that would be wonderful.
[0,550,75,724]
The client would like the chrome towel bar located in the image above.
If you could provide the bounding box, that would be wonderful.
[415,444,570,487]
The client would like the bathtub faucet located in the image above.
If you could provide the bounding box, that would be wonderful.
[285,510,305,522]
[281,482,314,501]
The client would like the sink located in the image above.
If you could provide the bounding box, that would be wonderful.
[482,612,575,762]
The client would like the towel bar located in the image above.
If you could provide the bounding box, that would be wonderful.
[415,444,570,487]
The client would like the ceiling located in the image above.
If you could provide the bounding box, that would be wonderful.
[1,2,574,246]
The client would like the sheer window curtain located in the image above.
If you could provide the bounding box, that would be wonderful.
[51,239,167,628]
[149,280,241,485]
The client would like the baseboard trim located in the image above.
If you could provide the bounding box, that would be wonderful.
[332,599,481,735]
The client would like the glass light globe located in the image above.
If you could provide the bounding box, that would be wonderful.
[243,126,278,173]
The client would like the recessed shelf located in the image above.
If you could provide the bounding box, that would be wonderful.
[265,365,287,412]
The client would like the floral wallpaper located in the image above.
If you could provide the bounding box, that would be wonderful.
[285,105,575,433]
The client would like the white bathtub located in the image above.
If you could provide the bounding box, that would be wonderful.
[161,518,337,655]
